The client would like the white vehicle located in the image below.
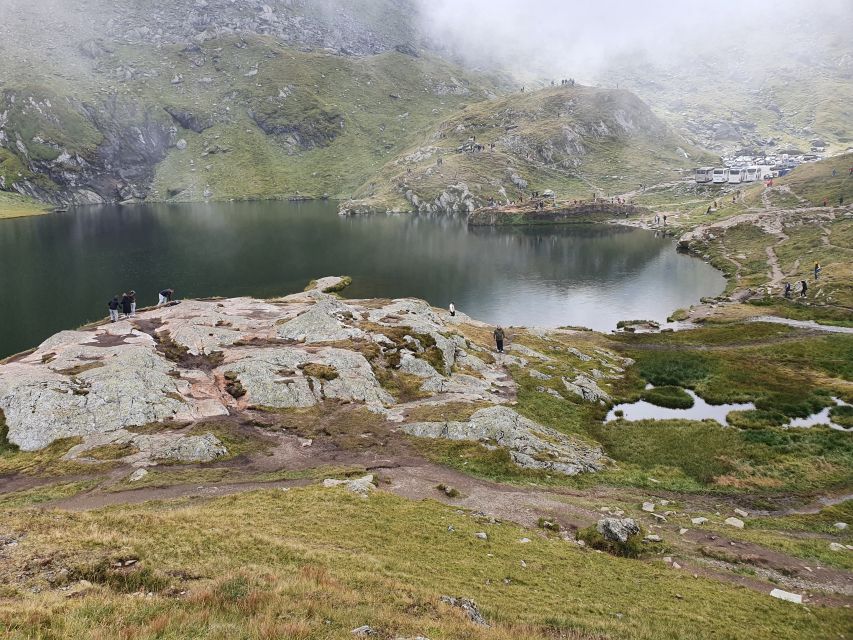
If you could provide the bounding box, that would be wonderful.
[757,165,774,180]
[745,167,760,182]
[712,168,730,184]
[694,167,715,183]
[727,168,747,184]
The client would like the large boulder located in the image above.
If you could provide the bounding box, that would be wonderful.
[402,406,605,475]
[597,518,640,544]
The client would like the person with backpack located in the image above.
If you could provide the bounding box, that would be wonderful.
[800,280,808,298]
[494,326,505,353]
[108,296,120,322]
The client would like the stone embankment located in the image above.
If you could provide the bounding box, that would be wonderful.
[467,202,649,226]
[0,277,621,475]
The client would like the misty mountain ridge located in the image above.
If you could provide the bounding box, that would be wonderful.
[0,0,848,209]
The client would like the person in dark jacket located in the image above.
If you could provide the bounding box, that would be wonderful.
[129,290,137,316]
[108,296,120,322]
[157,288,174,306]
[494,326,505,353]
[800,280,808,298]
[120,292,133,318]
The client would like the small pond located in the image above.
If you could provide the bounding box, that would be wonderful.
[604,389,755,426]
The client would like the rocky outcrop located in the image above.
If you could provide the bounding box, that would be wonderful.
[64,428,227,466]
[0,279,613,462]
[597,517,640,544]
[562,374,611,404]
[402,406,606,475]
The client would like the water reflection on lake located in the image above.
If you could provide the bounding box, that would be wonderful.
[0,200,726,357]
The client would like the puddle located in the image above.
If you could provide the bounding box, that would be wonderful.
[606,389,852,431]
[787,397,852,431]
[605,389,754,425]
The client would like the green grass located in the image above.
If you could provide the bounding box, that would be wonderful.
[639,386,694,409]
[0,480,98,508]
[0,190,49,219]
[1,487,849,639]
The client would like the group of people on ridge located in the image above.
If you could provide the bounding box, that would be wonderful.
[107,288,174,322]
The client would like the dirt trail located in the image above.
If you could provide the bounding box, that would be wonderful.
[33,432,852,603]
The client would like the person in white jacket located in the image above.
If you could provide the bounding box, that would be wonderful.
[449,302,456,317]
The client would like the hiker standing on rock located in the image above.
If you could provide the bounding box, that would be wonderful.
[157,288,174,306]
[120,291,133,319]
[494,326,505,353]
[108,296,120,323]
[449,302,456,317]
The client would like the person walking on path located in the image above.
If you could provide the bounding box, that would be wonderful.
[783,282,792,299]
[800,280,808,298]
[449,302,456,317]
[108,296,120,323]
[494,326,505,353]
[814,262,821,280]
[157,288,174,306]
[129,290,137,317]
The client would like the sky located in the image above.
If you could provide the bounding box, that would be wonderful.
[416,0,853,80]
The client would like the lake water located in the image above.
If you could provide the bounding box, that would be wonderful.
[0,201,725,357]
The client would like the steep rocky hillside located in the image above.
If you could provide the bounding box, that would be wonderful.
[342,85,717,214]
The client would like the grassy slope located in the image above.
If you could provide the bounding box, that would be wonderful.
[0,191,48,219]
[344,85,717,212]
[0,29,507,205]
[628,154,853,322]
[1,487,849,640]
[139,37,505,202]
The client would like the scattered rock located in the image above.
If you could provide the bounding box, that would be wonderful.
[828,542,845,552]
[691,517,708,525]
[176,138,188,150]
[724,517,745,529]
[770,588,803,604]
[475,532,488,540]
[734,508,749,518]
[644,534,662,542]
[351,626,377,636]
[439,596,488,626]
[642,502,655,512]
[128,468,148,482]
[834,522,848,530]
[322,474,375,497]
